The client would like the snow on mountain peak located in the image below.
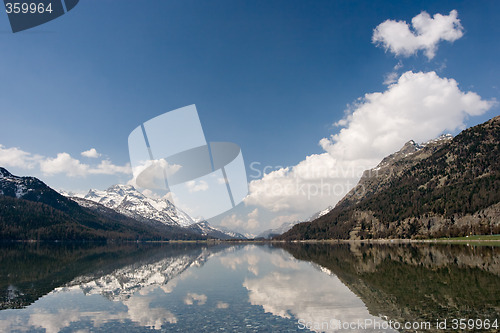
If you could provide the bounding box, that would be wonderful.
[420,133,453,147]
[373,134,454,171]
[0,168,32,198]
[82,185,195,227]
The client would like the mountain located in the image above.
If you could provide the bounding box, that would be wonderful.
[0,167,205,241]
[83,185,194,227]
[1,167,80,212]
[257,221,300,239]
[80,185,245,239]
[61,244,218,302]
[0,243,229,309]
[308,206,334,221]
[188,221,246,240]
[334,134,453,211]
[278,116,500,240]
[257,207,335,239]
[277,242,500,330]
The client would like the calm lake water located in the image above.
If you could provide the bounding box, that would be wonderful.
[0,242,499,332]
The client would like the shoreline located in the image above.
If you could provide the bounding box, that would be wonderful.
[2,238,500,244]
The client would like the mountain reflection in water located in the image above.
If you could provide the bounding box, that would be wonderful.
[0,242,498,332]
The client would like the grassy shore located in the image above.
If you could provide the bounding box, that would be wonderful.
[266,235,500,246]
[436,234,500,241]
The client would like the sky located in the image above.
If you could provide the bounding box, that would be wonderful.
[0,0,499,234]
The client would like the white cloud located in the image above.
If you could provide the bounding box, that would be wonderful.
[0,144,131,178]
[270,214,300,229]
[40,153,90,177]
[320,71,495,160]
[0,144,41,169]
[248,208,259,219]
[123,296,177,328]
[89,159,131,175]
[216,301,229,309]
[245,71,496,215]
[243,268,387,331]
[220,214,245,229]
[372,10,464,59]
[183,292,207,305]
[247,208,260,230]
[81,148,101,158]
[186,180,209,193]
[383,71,399,85]
[219,251,260,275]
[244,154,367,214]
[220,209,260,231]
[40,153,131,177]
[129,159,181,189]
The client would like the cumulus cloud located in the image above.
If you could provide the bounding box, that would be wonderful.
[244,153,372,214]
[220,214,245,229]
[220,209,260,231]
[0,144,42,169]
[383,71,399,85]
[183,292,207,305]
[270,214,300,229]
[0,144,131,178]
[216,301,229,309]
[219,250,260,275]
[123,297,177,328]
[320,71,495,160]
[81,148,101,158]
[245,71,496,215]
[89,159,131,175]
[186,180,209,193]
[373,10,464,59]
[40,153,131,177]
[247,208,260,230]
[129,159,181,189]
[243,269,385,331]
[40,153,90,177]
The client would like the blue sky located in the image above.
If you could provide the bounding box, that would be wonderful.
[1,0,499,233]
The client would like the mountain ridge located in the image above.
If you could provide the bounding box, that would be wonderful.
[278,116,500,240]
[78,184,245,239]
[0,168,205,241]
[82,184,194,227]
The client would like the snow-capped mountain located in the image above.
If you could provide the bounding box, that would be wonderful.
[308,205,333,221]
[62,249,214,301]
[257,221,300,239]
[374,134,453,171]
[0,167,75,212]
[255,205,334,239]
[83,185,194,227]
[78,184,245,239]
[188,221,246,240]
[1,167,40,198]
[256,205,334,239]
[0,167,206,240]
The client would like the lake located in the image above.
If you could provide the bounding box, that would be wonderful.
[0,242,499,332]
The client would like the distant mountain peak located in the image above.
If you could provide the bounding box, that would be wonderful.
[80,185,192,227]
[69,183,245,239]
[106,184,137,195]
[373,134,453,172]
[188,221,246,240]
